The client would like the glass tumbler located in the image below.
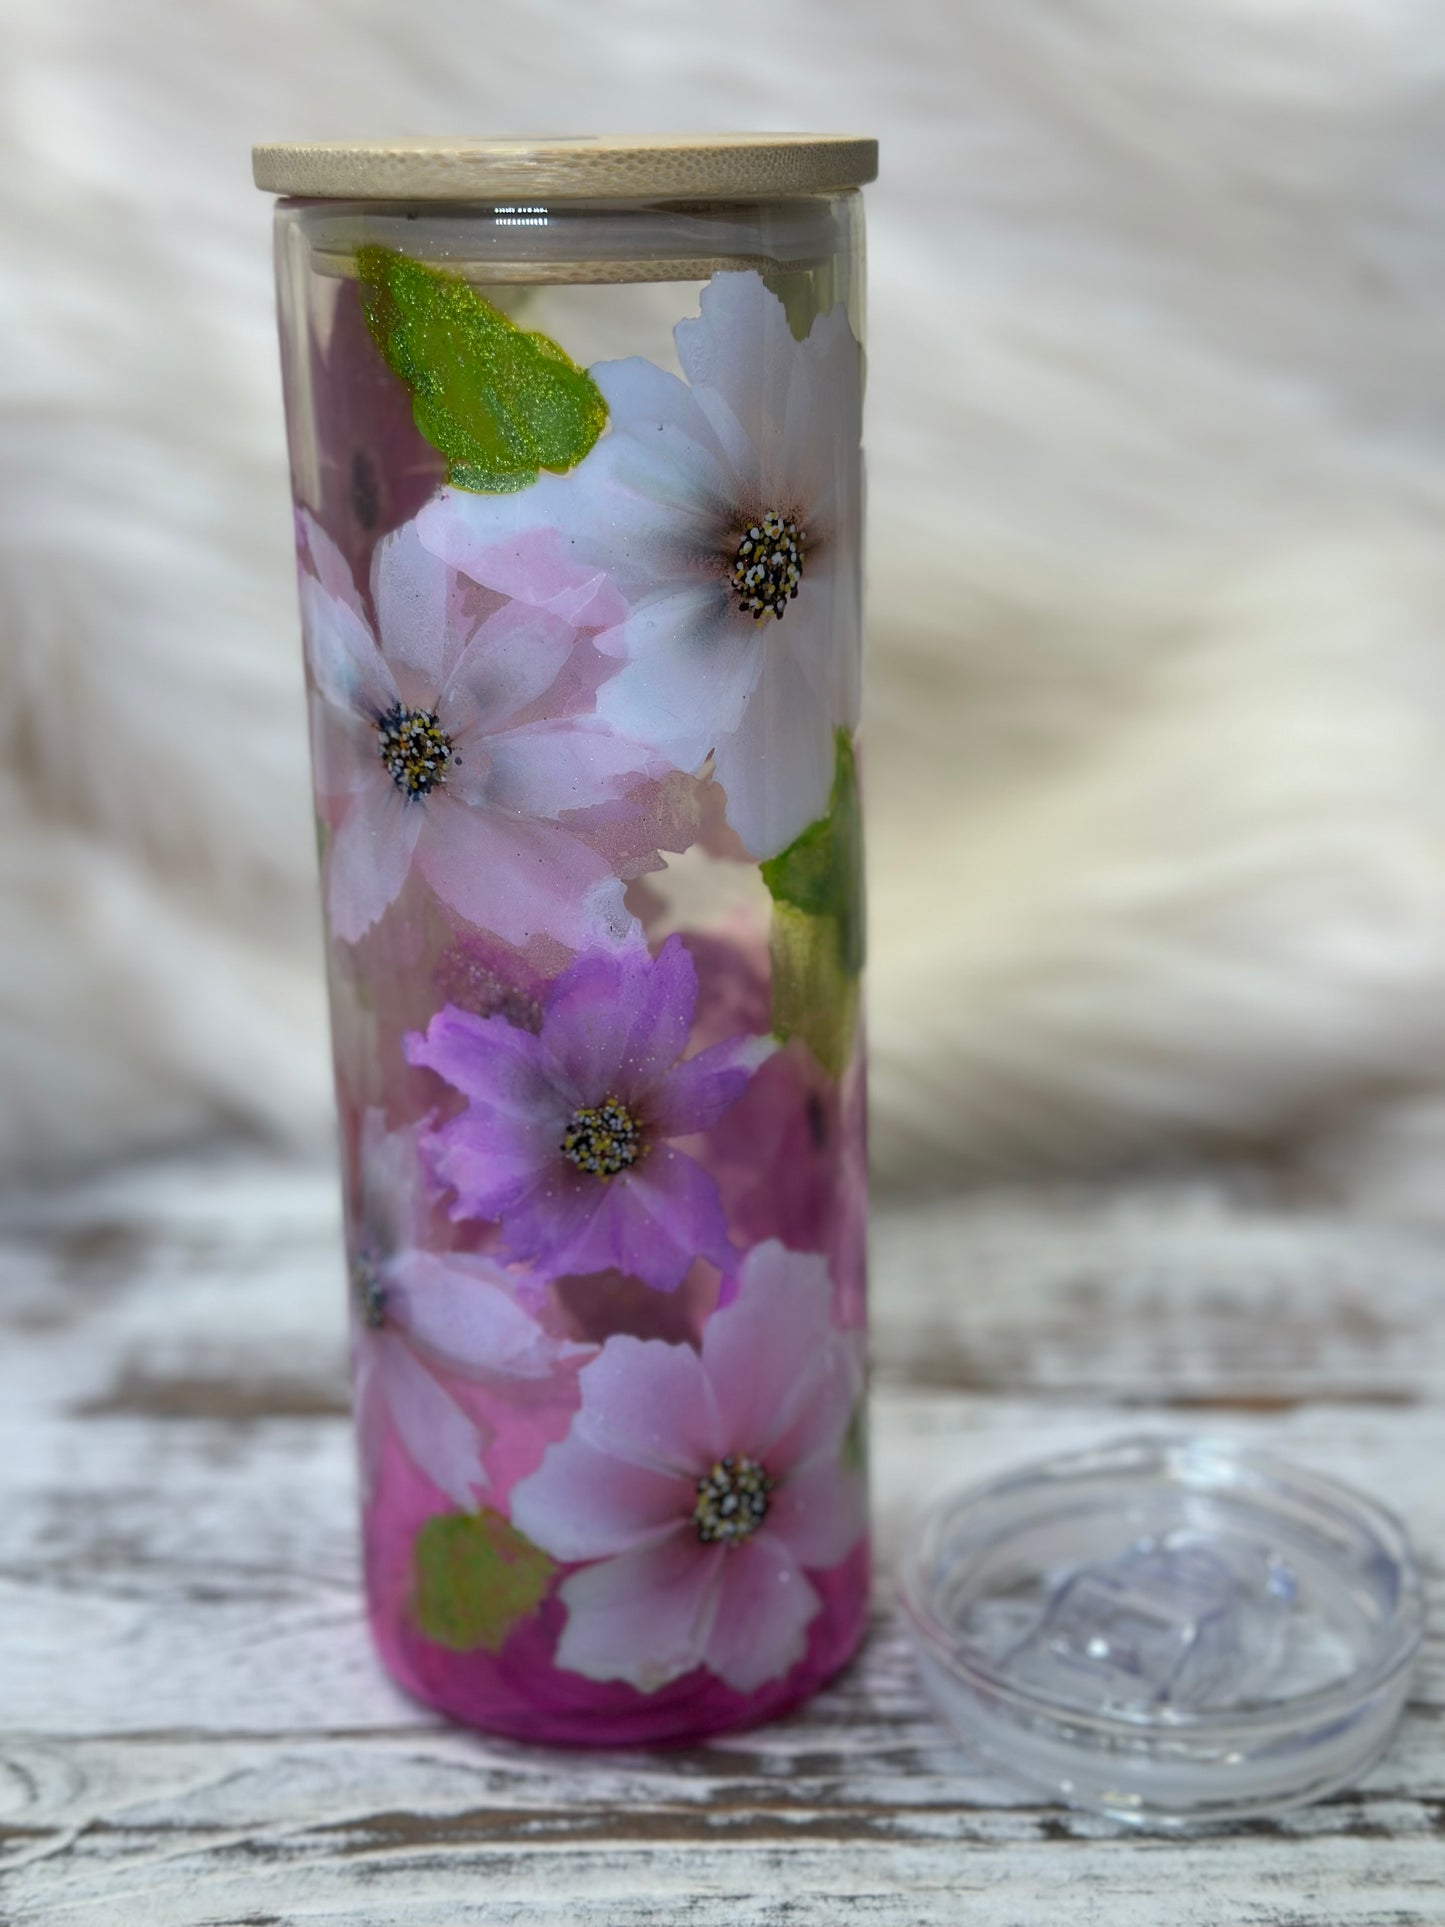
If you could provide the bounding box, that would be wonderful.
[254,135,876,1744]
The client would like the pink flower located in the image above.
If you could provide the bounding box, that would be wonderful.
[710,1040,868,1328]
[351,1113,588,1506]
[299,509,654,948]
[407,936,768,1293]
[509,1241,866,1694]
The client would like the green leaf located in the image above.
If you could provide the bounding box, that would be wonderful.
[356,246,608,494]
[761,261,845,345]
[760,731,865,971]
[760,731,865,1075]
[412,1509,554,1653]
[767,902,862,1078]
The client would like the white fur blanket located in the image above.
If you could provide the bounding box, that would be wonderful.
[7,0,1445,1208]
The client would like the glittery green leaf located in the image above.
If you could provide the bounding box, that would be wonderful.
[412,1509,554,1653]
[356,247,607,494]
[760,731,865,1075]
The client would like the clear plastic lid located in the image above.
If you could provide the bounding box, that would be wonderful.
[900,1436,1425,1826]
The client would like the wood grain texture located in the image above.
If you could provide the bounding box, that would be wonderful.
[251,135,879,202]
[1,1154,1441,1925]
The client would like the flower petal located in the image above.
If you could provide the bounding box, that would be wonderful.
[571,1333,722,1470]
[356,1107,424,1252]
[681,384,757,496]
[469,527,628,630]
[299,570,396,719]
[509,1346,716,1558]
[370,516,455,690]
[441,599,578,734]
[701,1243,844,1462]
[710,637,837,860]
[592,595,760,764]
[309,690,382,799]
[419,480,627,627]
[407,1001,563,1109]
[482,719,658,820]
[551,1532,725,1691]
[548,1145,732,1292]
[378,1330,490,1506]
[765,1341,864,1481]
[674,271,801,464]
[324,779,423,942]
[592,353,728,458]
[492,1165,606,1271]
[540,936,695,1102]
[511,1447,692,1562]
[424,1114,558,1226]
[701,1532,820,1694]
[416,803,633,950]
[766,1458,867,1572]
[590,408,735,527]
[353,1332,386,1504]
[647,1031,771,1136]
[407,1009,565,1219]
[297,507,367,613]
[788,302,864,511]
[385,1249,586,1382]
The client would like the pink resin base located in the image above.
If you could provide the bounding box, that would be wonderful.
[370,1540,871,1747]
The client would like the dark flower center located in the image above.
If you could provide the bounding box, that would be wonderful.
[349,447,381,532]
[560,1096,644,1178]
[693,1454,773,1545]
[355,1258,388,1330]
[377,703,452,798]
[731,510,803,621]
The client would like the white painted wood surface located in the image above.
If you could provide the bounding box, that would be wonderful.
[1,1154,1441,1925]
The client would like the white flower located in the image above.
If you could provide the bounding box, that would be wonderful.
[419,272,863,859]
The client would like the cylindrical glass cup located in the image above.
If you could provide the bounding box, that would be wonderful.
[257,136,874,1745]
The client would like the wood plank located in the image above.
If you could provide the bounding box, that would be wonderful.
[871,1182,1445,1405]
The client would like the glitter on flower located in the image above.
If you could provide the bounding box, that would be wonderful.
[417,270,863,860]
[406,935,769,1294]
[508,1242,866,1693]
[299,509,658,947]
[350,1112,592,1507]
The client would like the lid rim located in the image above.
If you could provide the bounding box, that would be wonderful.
[252,134,878,201]
[900,1435,1427,1740]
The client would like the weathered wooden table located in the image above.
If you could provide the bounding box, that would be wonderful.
[2,1154,1441,1924]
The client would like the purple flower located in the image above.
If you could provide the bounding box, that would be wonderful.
[299,509,656,948]
[351,1112,589,1506]
[509,1242,866,1694]
[406,937,768,1293]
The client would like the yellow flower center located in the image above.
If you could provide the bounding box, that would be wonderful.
[560,1096,644,1179]
[693,1454,774,1545]
[377,703,453,798]
[731,511,804,621]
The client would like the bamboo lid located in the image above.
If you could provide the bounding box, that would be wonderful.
[252,134,877,203]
